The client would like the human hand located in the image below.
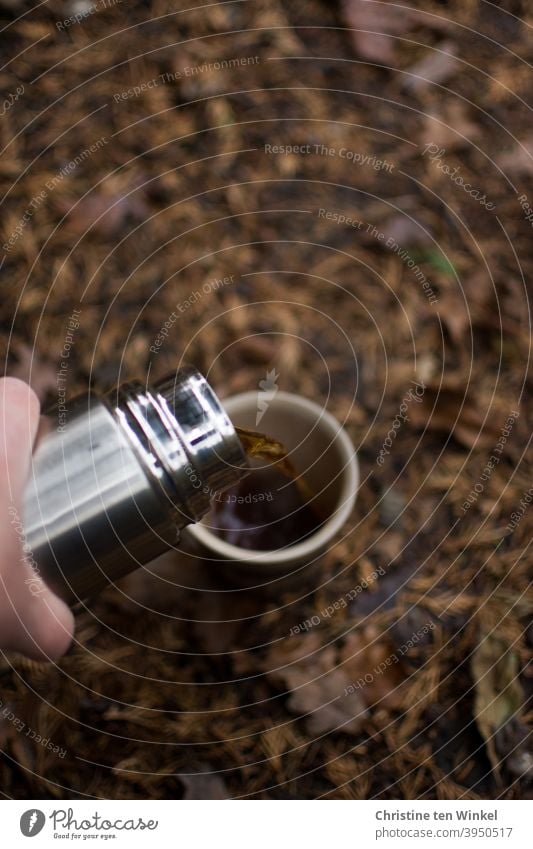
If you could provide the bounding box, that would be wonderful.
[0,377,74,661]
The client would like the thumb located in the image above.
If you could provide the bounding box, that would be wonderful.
[0,377,74,661]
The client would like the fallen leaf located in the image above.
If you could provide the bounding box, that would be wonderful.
[409,380,504,450]
[372,531,404,565]
[340,626,408,710]
[58,183,149,237]
[341,0,407,64]
[0,703,18,748]
[10,733,36,772]
[437,269,505,344]
[365,214,432,248]
[190,575,267,654]
[231,336,277,365]
[379,487,406,527]
[179,772,230,799]
[421,102,480,152]
[386,215,433,247]
[497,136,533,175]
[341,1,452,64]
[494,718,533,780]
[403,41,459,93]
[437,288,471,346]
[264,632,366,736]
[115,551,190,613]
[471,631,525,773]
[66,0,94,18]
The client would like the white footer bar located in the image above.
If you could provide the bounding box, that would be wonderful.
[3,800,529,848]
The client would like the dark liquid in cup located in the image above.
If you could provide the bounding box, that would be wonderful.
[210,427,322,551]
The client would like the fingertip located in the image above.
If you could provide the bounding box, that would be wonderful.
[20,588,75,663]
[39,591,75,661]
[0,377,40,422]
[0,377,41,497]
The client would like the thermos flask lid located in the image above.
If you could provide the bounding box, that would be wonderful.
[115,366,249,523]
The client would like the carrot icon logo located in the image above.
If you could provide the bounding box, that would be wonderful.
[20,809,46,837]
[256,368,279,426]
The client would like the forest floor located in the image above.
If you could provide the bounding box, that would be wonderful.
[0,0,531,799]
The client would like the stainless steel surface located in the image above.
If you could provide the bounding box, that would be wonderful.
[22,368,248,604]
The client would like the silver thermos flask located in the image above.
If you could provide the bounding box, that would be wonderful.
[22,367,248,604]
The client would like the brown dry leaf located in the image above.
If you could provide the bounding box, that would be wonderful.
[368,214,432,248]
[421,102,480,151]
[58,186,149,237]
[438,270,504,343]
[409,382,503,450]
[0,703,19,748]
[8,342,57,402]
[497,136,533,175]
[494,719,533,780]
[437,288,471,346]
[384,214,432,247]
[341,0,414,64]
[340,626,408,710]
[193,590,261,654]
[115,552,191,613]
[403,41,459,93]
[373,531,404,565]
[179,772,230,799]
[341,1,452,64]
[231,336,277,365]
[264,632,366,736]
[471,632,525,773]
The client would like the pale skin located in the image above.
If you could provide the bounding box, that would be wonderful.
[0,377,74,661]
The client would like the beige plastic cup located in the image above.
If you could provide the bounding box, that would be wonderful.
[185,391,359,587]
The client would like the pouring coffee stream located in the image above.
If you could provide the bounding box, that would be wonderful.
[209,426,323,551]
[234,426,316,504]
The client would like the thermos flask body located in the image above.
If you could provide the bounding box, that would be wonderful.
[22,368,248,604]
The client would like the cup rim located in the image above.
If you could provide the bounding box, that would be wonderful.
[187,391,359,565]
